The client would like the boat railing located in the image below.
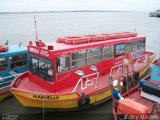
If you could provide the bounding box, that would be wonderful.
[132,53,150,68]
[0,73,21,89]
[72,72,99,93]
[109,53,151,91]
[110,63,127,79]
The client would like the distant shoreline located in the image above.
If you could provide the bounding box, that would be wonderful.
[0,10,146,14]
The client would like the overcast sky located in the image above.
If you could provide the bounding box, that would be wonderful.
[0,0,159,12]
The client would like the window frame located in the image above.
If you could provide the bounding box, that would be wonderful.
[9,54,28,69]
[114,43,125,56]
[56,55,71,74]
[102,45,114,60]
[88,47,102,65]
[125,42,133,53]
[29,54,54,82]
[71,50,87,69]
[139,39,145,50]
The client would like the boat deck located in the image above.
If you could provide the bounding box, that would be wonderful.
[127,88,160,115]
[16,76,49,93]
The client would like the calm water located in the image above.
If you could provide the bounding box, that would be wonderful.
[0,12,160,120]
[0,12,160,56]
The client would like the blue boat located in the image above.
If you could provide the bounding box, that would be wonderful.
[0,44,29,101]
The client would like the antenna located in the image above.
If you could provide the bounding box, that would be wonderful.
[34,14,39,41]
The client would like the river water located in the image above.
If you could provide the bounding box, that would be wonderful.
[0,12,160,120]
[0,12,160,55]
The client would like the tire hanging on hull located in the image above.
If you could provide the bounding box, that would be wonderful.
[79,93,90,109]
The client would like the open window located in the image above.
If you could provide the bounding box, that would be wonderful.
[115,43,125,56]
[0,57,7,71]
[57,56,70,73]
[72,50,87,69]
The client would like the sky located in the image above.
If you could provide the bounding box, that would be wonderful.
[0,0,159,12]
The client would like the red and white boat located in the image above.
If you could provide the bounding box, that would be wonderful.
[10,32,155,110]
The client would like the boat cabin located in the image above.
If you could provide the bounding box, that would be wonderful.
[0,45,29,89]
[28,32,146,92]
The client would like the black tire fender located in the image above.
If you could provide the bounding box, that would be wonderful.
[79,93,90,109]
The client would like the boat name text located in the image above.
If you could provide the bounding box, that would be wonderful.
[29,47,49,57]
[33,94,59,100]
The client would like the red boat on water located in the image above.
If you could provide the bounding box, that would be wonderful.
[111,60,160,120]
[10,32,155,110]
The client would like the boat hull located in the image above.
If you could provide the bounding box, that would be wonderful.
[0,91,12,101]
[11,87,112,110]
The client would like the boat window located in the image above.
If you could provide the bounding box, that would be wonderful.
[10,54,28,68]
[88,48,102,64]
[0,57,7,71]
[125,42,132,53]
[57,56,70,73]
[139,40,145,49]
[29,56,39,76]
[132,40,139,51]
[72,50,87,69]
[115,44,125,55]
[29,54,54,82]
[39,60,53,82]
[102,45,114,60]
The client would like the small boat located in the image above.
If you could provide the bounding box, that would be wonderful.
[111,59,160,120]
[0,43,29,101]
[11,32,155,110]
[149,9,160,17]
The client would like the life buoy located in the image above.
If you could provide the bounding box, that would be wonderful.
[0,45,8,52]
[79,93,90,109]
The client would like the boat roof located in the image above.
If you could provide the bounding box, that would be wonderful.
[29,35,145,53]
[0,45,27,57]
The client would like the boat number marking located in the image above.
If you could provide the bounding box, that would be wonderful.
[33,94,59,100]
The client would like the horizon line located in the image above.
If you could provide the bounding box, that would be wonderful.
[0,10,148,14]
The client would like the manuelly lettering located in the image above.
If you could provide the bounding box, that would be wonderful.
[33,94,59,100]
